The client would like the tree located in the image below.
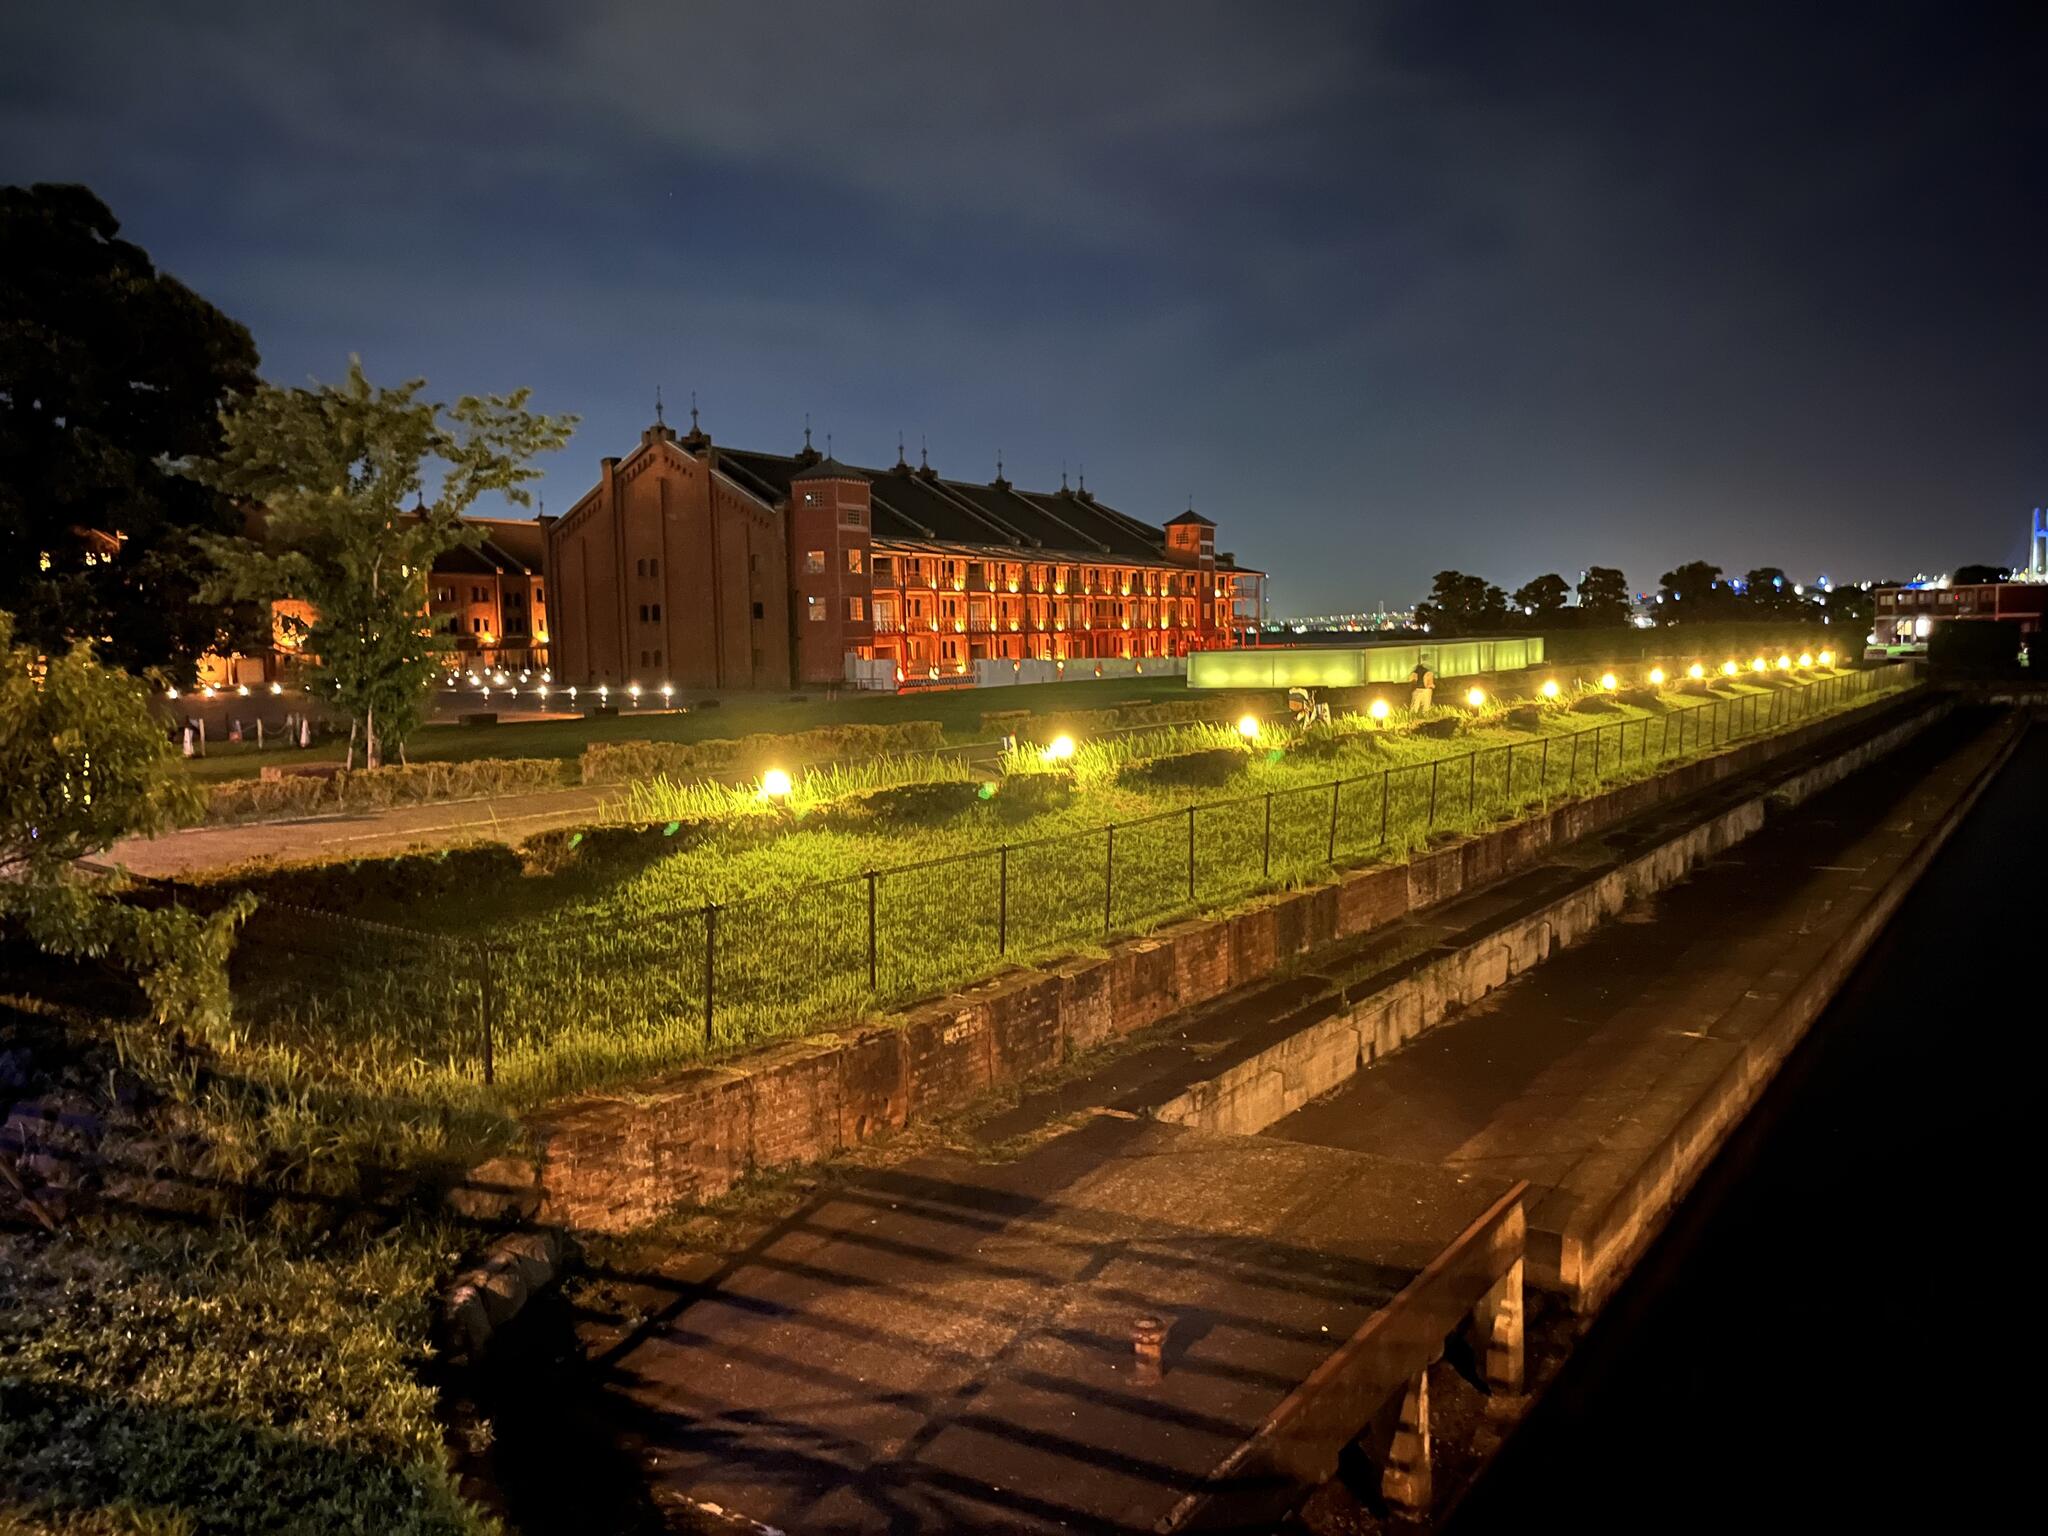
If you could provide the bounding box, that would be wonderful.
[1953,564,2009,585]
[1576,566,1632,625]
[1657,560,1730,618]
[1823,585,1875,639]
[1743,567,1791,618]
[1413,570,1506,635]
[0,610,249,1034]
[192,360,576,768]
[1,184,264,682]
[1512,573,1570,623]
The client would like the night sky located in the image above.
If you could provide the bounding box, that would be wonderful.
[5,2,2044,615]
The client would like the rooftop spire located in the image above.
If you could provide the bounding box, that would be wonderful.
[654,384,664,426]
[1060,462,1069,493]
[920,434,929,471]
[897,430,907,467]
[803,414,812,451]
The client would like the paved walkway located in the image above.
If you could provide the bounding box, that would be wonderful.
[105,783,628,877]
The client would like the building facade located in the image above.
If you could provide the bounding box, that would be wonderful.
[543,415,1265,689]
[1869,579,2048,658]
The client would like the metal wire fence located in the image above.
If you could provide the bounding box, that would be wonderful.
[230,665,1910,1096]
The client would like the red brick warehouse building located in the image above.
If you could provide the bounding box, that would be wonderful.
[542,410,1266,690]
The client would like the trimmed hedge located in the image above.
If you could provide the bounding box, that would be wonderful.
[204,757,571,825]
[579,720,946,786]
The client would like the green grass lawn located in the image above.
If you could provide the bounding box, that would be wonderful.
[0,977,512,1536]
[212,665,1909,1106]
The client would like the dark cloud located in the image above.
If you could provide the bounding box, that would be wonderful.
[4,1,2044,611]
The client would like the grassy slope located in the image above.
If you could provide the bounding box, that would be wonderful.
[215,666,1904,1105]
[0,982,514,1535]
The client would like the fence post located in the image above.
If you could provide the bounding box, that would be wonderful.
[1104,823,1116,935]
[1541,735,1551,796]
[703,901,717,1048]
[1187,806,1196,901]
[1466,750,1477,816]
[1427,758,1440,828]
[1328,778,1340,862]
[1505,741,1514,803]
[999,846,1010,956]
[866,871,879,989]
[1263,792,1273,877]
[1568,730,1580,787]
[1380,769,1391,845]
[476,942,495,1087]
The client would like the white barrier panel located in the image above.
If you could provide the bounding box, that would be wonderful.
[973,656,1188,688]
[843,655,902,691]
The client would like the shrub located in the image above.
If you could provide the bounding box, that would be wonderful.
[993,773,1074,822]
[835,780,990,828]
[579,720,945,786]
[1117,746,1247,790]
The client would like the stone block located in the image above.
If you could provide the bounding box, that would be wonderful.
[838,1025,908,1146]
[902,1000,994,1118]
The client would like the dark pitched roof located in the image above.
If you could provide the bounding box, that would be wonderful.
[706,443,1179,563]
[789,455,864,482]
[1166,508,1215,528]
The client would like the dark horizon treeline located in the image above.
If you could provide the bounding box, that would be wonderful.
[1412,560,1875,637]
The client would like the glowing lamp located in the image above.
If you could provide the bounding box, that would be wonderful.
[236,684,250,696]
[1540,679,1561,699]
[1722,660,1739,677]
[1599,672,1618,691]
[1751,658,1768,673]
[269,682,282,695]
[1687,663,1706,680]
[1368,699,1391,722]
[1648,667,1666,686]
[1776,654,1792,671]
[1236,714,1261,739]
[1818,650,1835,668]
[662,684,674,702]
[1046,734,1077,761]
[759,768,793,800]
[629,684,642,701]
[1797,652,1814,668]
[536,685,548,702]
[1465,686,1486,709]
[166,687,179,700]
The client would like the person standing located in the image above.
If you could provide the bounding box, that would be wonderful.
[1409,658,1437,713]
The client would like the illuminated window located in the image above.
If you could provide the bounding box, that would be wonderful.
[847,548,864,574]
[808,599,825,622]
[846,597,865,621]
[805,550,826,573]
